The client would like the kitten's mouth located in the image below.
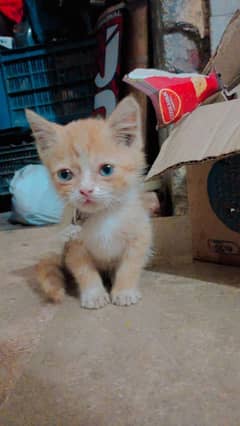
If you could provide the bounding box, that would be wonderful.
[83,198,94,205]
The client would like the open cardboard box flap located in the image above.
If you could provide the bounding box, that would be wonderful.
[147,10,240,182]
[204,9,240,90]
[147,99,240,180]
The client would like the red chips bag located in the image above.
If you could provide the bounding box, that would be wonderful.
[123,68,221,127]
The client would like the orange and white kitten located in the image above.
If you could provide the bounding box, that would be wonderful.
[26,96,152,308]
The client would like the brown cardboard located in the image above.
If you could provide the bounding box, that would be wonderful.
[148,216,192,269]
[147,98,240,180]
[146,99,240,265]
[204,10,240,89]
[187,161,240,266]
[146,11,240,266]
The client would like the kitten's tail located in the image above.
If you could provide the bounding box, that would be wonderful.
[35,254,65,303]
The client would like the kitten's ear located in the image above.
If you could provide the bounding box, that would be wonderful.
[108,96,142,147]
[25,109,60,159]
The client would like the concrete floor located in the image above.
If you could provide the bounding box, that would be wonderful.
[1,217,240,426]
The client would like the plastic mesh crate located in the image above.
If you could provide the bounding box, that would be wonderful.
[0,38,97,129]
[0,141,39,195]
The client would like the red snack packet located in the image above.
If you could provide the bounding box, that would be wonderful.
[123,68,221,127]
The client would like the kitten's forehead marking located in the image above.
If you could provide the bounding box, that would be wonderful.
[69,142,81,158]
[66,119,107,159]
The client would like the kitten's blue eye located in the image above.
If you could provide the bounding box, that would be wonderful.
[57,169,73,181]
[99,164,114,176]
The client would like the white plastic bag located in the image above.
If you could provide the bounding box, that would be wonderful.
[9,164,64,226]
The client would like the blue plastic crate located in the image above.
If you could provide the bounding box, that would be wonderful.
[0,39,97,129]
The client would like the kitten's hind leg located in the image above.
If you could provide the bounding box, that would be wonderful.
[64,240,110,309]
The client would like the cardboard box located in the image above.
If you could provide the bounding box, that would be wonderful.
[146,11,240,266]
[147,99,240,177]
[204,10,240,90]
[147,99,240,266]
[187,161,240,266]
[148,216,192,268]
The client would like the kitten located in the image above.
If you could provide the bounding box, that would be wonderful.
[26,96,152,309]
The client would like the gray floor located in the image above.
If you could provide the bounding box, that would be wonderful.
[1,218,240,426]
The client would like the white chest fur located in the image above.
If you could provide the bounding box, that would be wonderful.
[82,208,126,264]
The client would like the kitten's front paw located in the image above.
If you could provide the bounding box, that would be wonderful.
[111,288,142,306]
[81,286,110,309]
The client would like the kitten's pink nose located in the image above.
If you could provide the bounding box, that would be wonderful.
[80,189,93,197]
